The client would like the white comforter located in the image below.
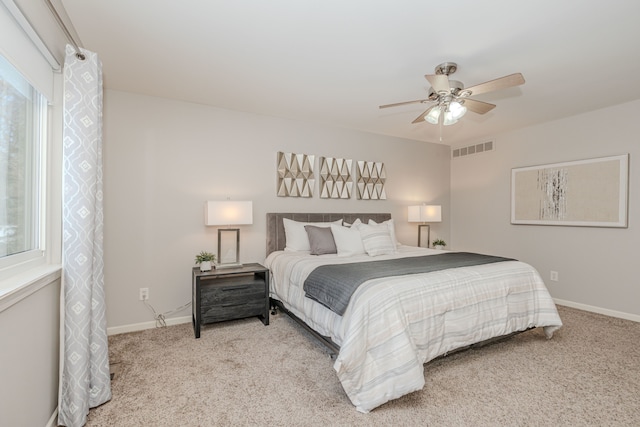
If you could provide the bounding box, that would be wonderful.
[265,246,562,413]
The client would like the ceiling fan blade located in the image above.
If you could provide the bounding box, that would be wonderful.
[463,73,525,97]
[425,74,450,94]
[463,98,496,114]
[379,99,429,109]
[411,108,432,124]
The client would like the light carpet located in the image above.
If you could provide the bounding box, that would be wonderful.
[84,306,640,426]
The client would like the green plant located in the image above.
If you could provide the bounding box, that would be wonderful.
[195,251,216,264]
[432,239,446,248]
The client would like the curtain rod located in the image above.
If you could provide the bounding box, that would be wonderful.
[44,0,85,60]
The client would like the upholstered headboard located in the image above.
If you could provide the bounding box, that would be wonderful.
[266,212,392,255]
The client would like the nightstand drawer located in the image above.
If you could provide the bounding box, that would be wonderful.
[200,277,265,322]
[201,279,264,306]
[202,297,265,323]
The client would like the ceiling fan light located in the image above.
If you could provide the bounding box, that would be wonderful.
[424,106,441,124]
[443,110,458,126]
[448,101,467,120]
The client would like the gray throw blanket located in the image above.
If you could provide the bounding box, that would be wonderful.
[303,252,514,315]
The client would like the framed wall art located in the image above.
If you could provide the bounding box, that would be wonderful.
[319,156,353,199]
[511,154,629,227]
[276,151,315,197]
[356,160,386,200]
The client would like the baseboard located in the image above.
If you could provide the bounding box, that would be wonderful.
[46,407,58,427]
[107,315,191,336]
[104,300,638,335]
[554,298,640,323]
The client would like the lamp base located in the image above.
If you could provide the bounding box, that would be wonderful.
[217,228,242,269]
[417,224,431,248]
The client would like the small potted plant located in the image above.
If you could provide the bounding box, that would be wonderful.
[432,239,446,250]
[195,251,216,271]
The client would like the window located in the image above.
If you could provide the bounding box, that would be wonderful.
[0,54,46,263]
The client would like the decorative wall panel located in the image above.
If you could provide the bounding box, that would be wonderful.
[319,156,353,199]
[511,154,629,227]
[356,160,386,200]
[277,151,315,197]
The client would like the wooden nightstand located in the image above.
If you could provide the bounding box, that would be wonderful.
[192,263,269,338]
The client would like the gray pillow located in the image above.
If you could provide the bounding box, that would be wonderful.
[304,225,337,255]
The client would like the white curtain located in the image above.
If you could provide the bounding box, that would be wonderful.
[58,45,111,427]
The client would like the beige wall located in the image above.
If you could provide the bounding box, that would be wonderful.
[451,99,640,319]
[103,90,640,329]
[0,278,60,427]
[102,90,451,329]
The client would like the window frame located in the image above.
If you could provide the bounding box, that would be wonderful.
[0,62,48,279]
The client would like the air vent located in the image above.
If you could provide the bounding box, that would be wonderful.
[452,140,494,159]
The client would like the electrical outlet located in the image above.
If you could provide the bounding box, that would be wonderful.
[550,271,559,282]
[139,287,149,300]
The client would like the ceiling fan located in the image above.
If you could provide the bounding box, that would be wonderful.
[379,62,525,126]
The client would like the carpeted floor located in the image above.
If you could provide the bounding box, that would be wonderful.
[85,305,640,426]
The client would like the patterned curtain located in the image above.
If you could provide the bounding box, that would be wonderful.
[58,45,111,427]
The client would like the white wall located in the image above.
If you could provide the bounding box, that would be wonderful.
[0,278,60,427]
[103,90,450,330]
[451,99,640,319]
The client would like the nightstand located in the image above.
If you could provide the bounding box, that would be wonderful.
[192,263,269,338]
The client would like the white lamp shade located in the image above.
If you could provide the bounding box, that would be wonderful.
[449,101,467,120]
[408,205,442,222]
[442,111,458,126]
[441,101,467,126]
[424,106,441,124]
[205,201,253,225]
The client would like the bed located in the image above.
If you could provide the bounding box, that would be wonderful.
[264,212,562,413]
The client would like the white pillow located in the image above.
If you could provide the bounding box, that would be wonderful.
[368,218,400,247]
[351,218,363,229]
[359,223,397,256]
[330,224,366,257]
[283,218,342,252]
[343,218,363,229]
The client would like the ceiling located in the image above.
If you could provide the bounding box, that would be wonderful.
[60,0,640,145]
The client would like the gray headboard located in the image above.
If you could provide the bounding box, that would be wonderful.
[266,212,392,255]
